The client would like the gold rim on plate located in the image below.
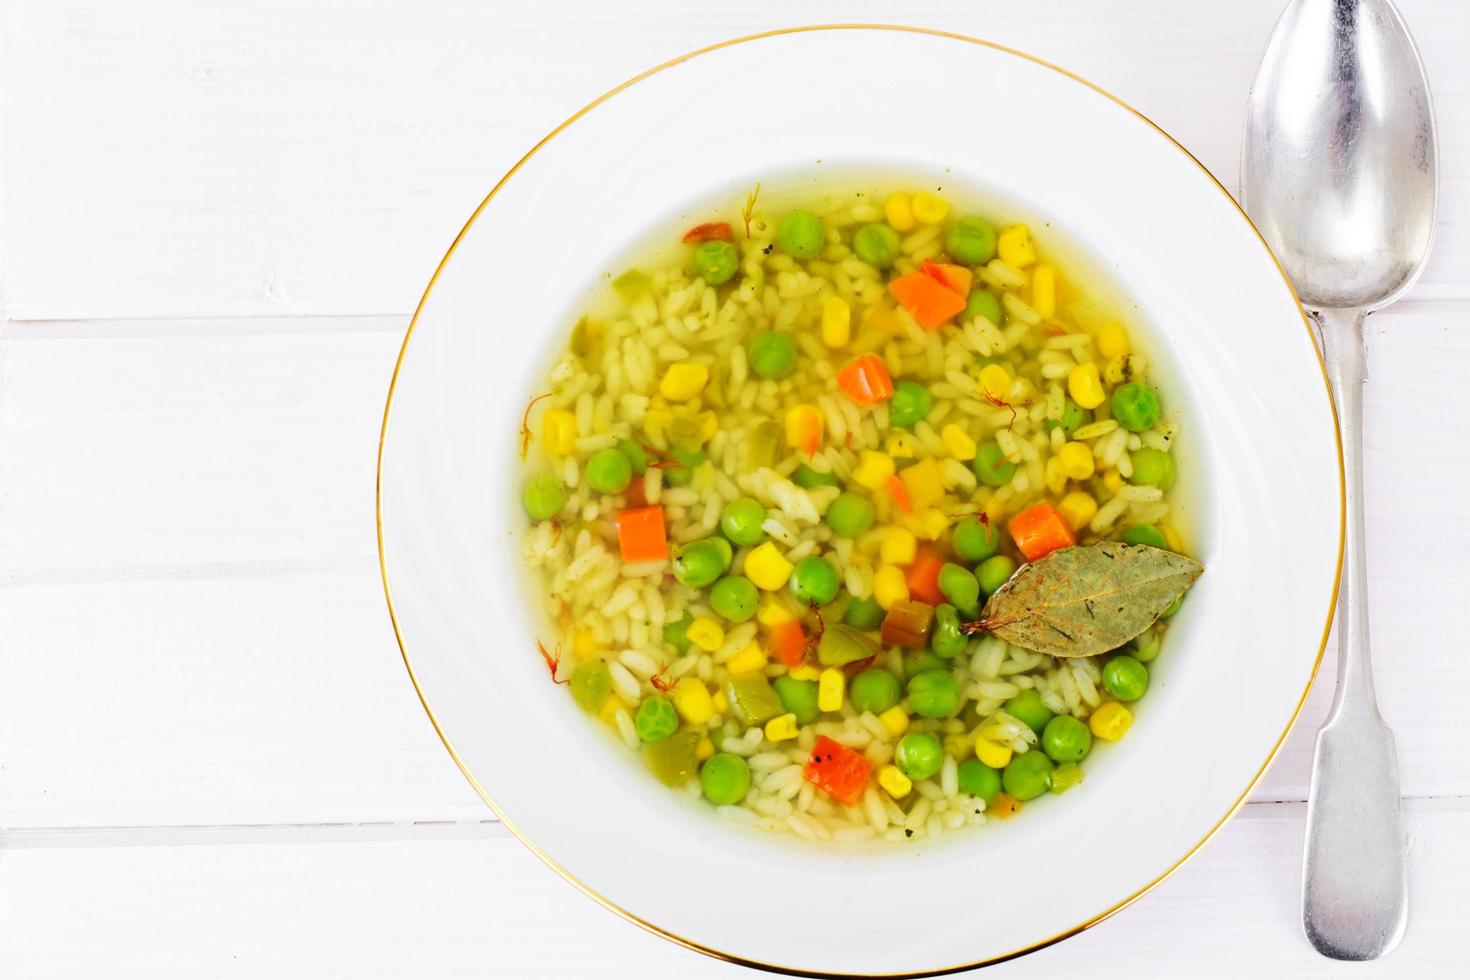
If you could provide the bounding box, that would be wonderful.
[376,23,1346,978]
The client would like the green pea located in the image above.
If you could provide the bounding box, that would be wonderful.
[617,439,649,475]
[663,614,693,653]
[790,556,840,606]
[1041,714,1092,763]
[1121,524,1169,549]
[904,648,947,678]
[888,381,933,428]
[1102,655,1149,701]
[710,576,758,622]
[1112,382,1161,433]
[842,596,885,631]
[700,753,751,805]
[957,759,1002,804]
[585,448,633,495]
[772,676,821,724]
[663,446,705,487]
[635,696,679,742]
[777,210,826,259]
[792,463,841,489]
[693,239,739,285]
[977,555,1017,595]
[521,473,567,521]
[895,732,944,781]
[1004,689,1054,735]
[748,330,797,380]
[569,660,611,712]
[965,289,1002,325]
[1130,447,1175,489]
[852,222,901,269]
[721,497,767,547]
[1050,761,1084,794]
[1045,397,1088,435]
[671,538,732,588]
[1132,626,1161,663]
[972,441,1016,487]
[824,492,874,538]
[946,217,998,265]
[937,563,981,614]
[907,670,960,718]
[1002,750,1054,801]
[952,516,1001,563]
[930,603,967,659]
[849,668,901,714]
[1162,594,1183,618]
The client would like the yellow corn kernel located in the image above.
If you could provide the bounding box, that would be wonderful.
[726,642,767,675]
[659,361,709,402]
[596,693,626,725]
[642,409,673,439]
[698,411,719,442]
[820,295,852,349]
[982,495,1008,525]
[1044,456,1068,496]
[877,705,910,739]
[1031,263,1057,318]
[571,629,601,660]
[885,432,917,458]
[941,424,977,461]
[1097,322,1130,360]
[852,450,896,491]
[874,564,909,610]
[911,192,950,225]
[899,457,944,513]
[671,677,714,725]
[785,404,824,452]
[765,712,800,742]
[1102,468,1125,494]
[542,409,578,456]
[1067,362,1106,410]
[975,737,1013,769]
[1057,441,1096,481]
[913,508,951,541]
[757,595,795,627]
[997,225,1037,268]
[744,541,794,592]
[979,363,1012,402]
[687,617,725,652]
[884,192,916,232]
[878,764,913,799]
[712,689,729,714]
[880,527,917,565]
[1161,524,1184,552]
[864,302,904,336]
[789,664,821,682]
[1058,491,1099,531]
[818,668,845,712]
[696,736,715,761]
[1090,702,1133,741]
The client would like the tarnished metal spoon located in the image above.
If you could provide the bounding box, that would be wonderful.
[1242,0,1436,961]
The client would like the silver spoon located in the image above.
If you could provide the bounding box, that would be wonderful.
[1242,0,1436,961]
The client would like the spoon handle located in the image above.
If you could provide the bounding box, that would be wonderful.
[1302,307,1407,960]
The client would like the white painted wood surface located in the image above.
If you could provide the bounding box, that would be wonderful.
[1,1,1467,975]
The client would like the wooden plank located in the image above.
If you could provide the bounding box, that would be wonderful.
[3,0,1465,320]
[0,800,1464,977]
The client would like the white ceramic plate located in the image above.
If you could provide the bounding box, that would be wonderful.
[378,26,1341,977]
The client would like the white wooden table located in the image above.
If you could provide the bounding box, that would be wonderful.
[1,2,1466,975]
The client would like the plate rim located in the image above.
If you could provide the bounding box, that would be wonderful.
[375,23,1345,978]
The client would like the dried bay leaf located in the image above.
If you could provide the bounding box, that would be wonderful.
[966,543,1203,658]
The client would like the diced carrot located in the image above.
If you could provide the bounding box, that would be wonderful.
[885,474,913,514]
[681,222,733,244]
[769,619,807,669]
[888,272,967,330]
[803,735,872,806]
[615,506,668,562]
[835,354,895,405]
[919,260,972,298]
[904,549,945,605]
[1007,502,1076,562]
